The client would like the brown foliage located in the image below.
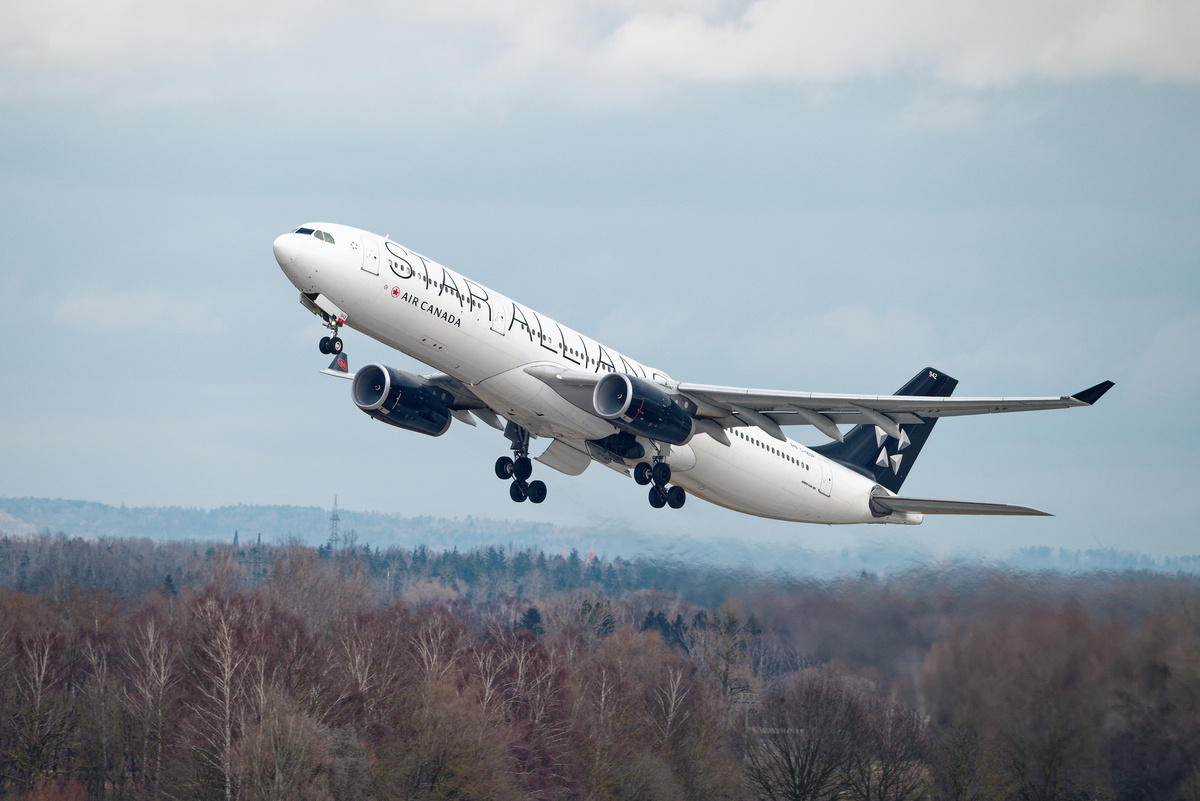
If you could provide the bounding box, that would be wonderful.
[20,777,88,801]
[920,605,1112,800]
[2,535,1200,801]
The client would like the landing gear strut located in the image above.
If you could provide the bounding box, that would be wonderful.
[635,452,686,510]
[498,422,546,504]
[318,318,343,355]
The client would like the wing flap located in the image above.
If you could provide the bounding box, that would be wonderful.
[536,439,592,476]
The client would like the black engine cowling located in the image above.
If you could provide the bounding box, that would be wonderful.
[592,373,693,446]
[351,364,453,437]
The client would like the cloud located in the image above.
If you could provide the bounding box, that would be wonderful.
[51,291,223,333]
[595,0,1200,89]
[2,0,1197,110]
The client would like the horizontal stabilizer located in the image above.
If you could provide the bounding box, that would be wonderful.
[871,495,1051,517]
[320,352,353,380]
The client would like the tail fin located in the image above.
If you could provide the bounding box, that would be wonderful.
[812,367,958,493]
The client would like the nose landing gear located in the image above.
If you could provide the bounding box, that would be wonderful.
[497,423,546,504]
[318,318,344,355]
[635,458,686,510]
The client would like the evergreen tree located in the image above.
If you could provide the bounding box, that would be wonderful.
[519,607,544,636]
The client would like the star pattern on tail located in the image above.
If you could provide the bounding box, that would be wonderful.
[874,426,911,475]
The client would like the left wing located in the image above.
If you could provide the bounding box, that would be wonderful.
[525,363,1113,444]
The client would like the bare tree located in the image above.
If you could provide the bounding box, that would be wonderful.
[187,594,258,801]
[122,614,179,797]
[265,543,370,632]
[649,663,694,750]
[6,631,72,790]
[233,689,341,801]
[743,670,861,801]
[409,610,465,685]
[337,611,409,718]
[687,607,758,704]
[919,605,1110,801]
[845,694,931,801]
[77,632,132,799]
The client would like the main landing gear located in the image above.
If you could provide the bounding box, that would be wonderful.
[634,459,686,509]
[496,423,546,504]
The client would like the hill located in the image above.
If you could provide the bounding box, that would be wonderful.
[2,496,1197,577]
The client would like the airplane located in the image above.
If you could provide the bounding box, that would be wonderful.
[273,222,1112,525]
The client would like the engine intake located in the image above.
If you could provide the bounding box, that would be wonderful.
[593,373,694,446]
[351,364,452,437]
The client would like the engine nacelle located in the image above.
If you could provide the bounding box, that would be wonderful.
[592,373,694,446]
[351,364,453,437]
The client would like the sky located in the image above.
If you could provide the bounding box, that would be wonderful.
[2,0,1198,561]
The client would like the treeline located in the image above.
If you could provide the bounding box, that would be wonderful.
[0,532,1199,800]
[0,532,784,609]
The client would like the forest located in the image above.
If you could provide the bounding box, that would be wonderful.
[0,531,1198,801]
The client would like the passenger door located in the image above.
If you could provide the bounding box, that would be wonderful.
[363,239,379,275]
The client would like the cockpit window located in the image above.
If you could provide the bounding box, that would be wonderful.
[293,226,333,243]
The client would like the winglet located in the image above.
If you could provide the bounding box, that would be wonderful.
[1071,380,1114,406]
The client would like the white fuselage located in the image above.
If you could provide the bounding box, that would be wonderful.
[274,223,910,525]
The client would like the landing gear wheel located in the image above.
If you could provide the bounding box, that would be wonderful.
[649,486,667,509]
[319,337,331,354]
[652,462,672,488]
[513,456,533,482]
[510,481,529,503]
[634,462,653,486]
[495,456,515,480]
[527,480,547,504]
[666,486,686,509]
[329,337,343,354]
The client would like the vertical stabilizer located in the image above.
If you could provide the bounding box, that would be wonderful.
[812,367,957,493]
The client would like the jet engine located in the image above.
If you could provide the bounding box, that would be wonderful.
[592,373,694,446]
[351,364,453,437]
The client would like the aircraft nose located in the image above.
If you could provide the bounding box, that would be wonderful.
[273,234,298,267]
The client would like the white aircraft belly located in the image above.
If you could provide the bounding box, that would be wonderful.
[675,434,805,520]
[673,433,879,524]
[472,368,617,440]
